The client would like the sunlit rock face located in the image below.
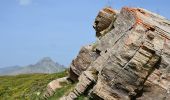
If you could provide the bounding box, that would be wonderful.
[64,7,170,100]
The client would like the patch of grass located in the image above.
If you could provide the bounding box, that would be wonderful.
[49,83,90,100]
[48,82,76,100]
[77,95,90,100]
[0,70,91,100]
[0,70,67,100]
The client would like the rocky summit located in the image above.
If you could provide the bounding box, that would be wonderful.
[59,6,170,100]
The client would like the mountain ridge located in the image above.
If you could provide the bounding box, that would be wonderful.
[0,57,66,75]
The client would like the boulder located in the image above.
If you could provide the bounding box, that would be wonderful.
[43,77,68,98]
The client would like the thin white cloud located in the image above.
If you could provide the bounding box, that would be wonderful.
[18,0,32,6]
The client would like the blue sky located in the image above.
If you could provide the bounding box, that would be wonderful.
[0,0,170,67]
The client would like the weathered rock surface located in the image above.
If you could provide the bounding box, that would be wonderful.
[43,77,68,98]
[93,7,118,38]
[62,7,170,100]
[69,45,99,81]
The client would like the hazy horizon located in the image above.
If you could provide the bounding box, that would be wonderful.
[0,0,170,67]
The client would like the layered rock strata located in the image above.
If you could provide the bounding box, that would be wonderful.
[63,7,170,100]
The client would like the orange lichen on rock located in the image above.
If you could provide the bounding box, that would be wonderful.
[122,7,144,30]
[103,7,117,14]
[137,8,150,17]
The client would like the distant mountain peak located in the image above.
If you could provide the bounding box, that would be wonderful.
[36,57,55,65]
[39,57,54,63]
[0,57,66,75]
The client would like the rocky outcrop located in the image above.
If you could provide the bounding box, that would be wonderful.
[62,7,170,100]
[61,71,96,100]
[43,77,68,98]
[93,7,118,38]
[69,45,99,81]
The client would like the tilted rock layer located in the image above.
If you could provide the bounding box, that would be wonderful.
[63,7,170,100]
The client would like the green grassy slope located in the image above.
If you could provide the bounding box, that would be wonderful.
[0,71,70,100]
[0,70,88,100]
